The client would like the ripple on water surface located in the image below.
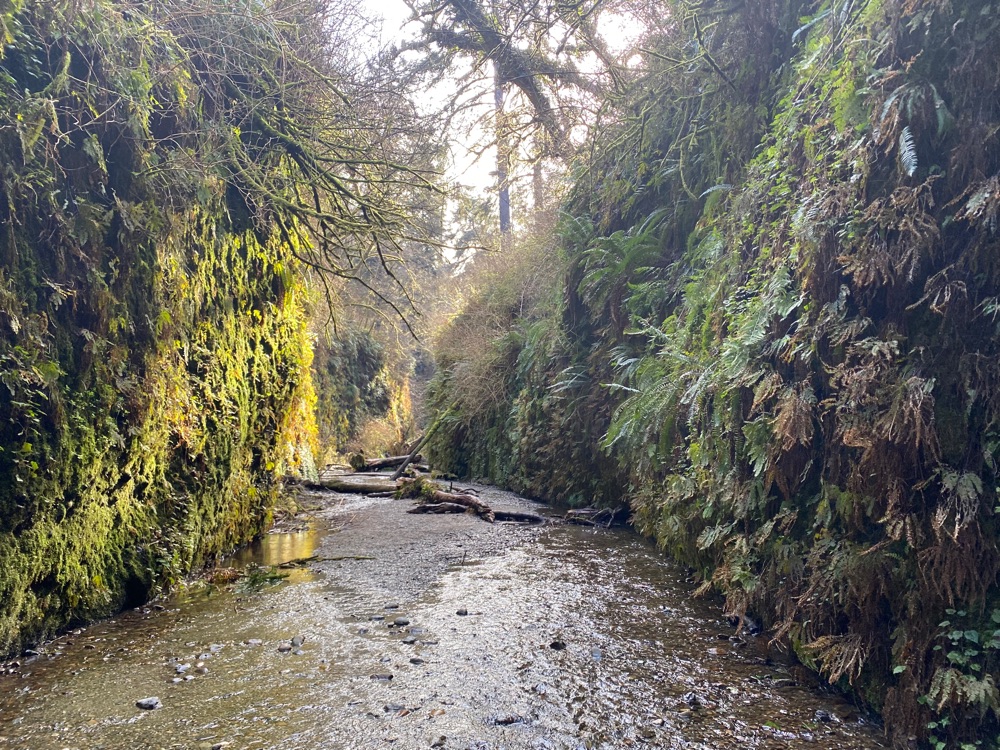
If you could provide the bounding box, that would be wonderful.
[0,493,887,750]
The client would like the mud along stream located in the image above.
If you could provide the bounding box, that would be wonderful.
[0,485,887,750]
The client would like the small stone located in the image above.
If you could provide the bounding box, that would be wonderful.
[410,658,424,665]
[814,709,834,723]
[209,644,224,653]
[393,617,411,627]
[401,637,417,645]
[357,628,370,635]
[293,649,305,656]
[245,639,263,647]
[184,675,195,681]
[385,604,400,610]
[277,643,292,653]
[175,663,190,674]
[549,641,566,651]
[370,673,393,681]
[384,703,406,712]
[371,616,385,622]
[211,743,231,750]
[431,737,446,748]
[456,609,468,616]
[135,697,162,710]
[291,635,305,648]
[171,677,183,684]
[195,666,209,674]
[591,648,602,660]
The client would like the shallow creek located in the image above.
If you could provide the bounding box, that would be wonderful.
[0,486,888,750]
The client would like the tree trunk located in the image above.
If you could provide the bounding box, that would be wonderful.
[349,453,423,471]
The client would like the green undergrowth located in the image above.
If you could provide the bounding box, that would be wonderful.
[429,0,1000,744]
[0,0,321,654]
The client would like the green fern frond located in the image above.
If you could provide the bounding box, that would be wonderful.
[899,126,918,176]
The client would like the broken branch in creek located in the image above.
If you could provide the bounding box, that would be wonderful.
[304,475,546,524]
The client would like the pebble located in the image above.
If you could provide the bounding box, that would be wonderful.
[431,737,447,748]
[385,604,400,610]
[277,643,292,653]
[293,650,305,656]
[456,609,468,616]
[291,635,305,648]
[209,644,224,653]
[549,641,567,651]
[385,703,406,712]
[681,692,701,708]
[135,697,162,710]
[371,673,393,681]
[410,658,424,665]
[175,664,190,674]
[401,637,417,645]
[371,616,385,622]
[195,666,209,674]
[394,617,411,627]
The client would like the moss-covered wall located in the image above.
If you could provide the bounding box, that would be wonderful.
[0,0,316,653]
[428,0,1000,744]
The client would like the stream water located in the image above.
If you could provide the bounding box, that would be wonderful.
[0,486,888,750]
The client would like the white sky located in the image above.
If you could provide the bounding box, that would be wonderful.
[356,0,648,230]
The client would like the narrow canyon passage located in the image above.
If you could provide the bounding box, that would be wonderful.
[0,488,887,750]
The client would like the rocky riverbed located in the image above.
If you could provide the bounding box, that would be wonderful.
[0,485,888,749]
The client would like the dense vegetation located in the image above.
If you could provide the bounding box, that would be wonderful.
[427,0,1000,745]
[0,0,430,654]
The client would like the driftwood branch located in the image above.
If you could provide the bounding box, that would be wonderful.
[303,472,545,524]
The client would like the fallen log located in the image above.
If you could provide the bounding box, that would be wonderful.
[494,510,546,524]
[303,477,399,494]
[348,453,423,472]
[303,474,543,525]
[407,502,471,515]
[392,407,452,480]
[417,489,495,522]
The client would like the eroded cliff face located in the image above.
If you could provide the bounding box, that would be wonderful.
[0,0,316,653]
[428,1,1000,744]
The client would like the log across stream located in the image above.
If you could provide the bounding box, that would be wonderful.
[0,485,888,750]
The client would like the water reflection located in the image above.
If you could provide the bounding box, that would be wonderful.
[0,500,887,750]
